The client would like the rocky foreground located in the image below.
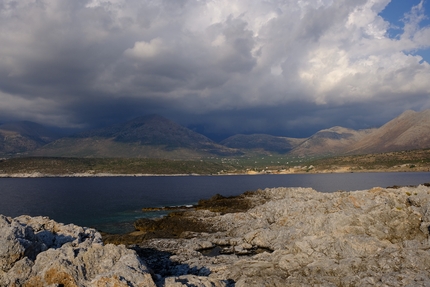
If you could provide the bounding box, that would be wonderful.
[3,184,430,286]
[0,215,156,287]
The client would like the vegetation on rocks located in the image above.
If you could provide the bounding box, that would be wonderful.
[107,184,430,286]
[4,184,430,286]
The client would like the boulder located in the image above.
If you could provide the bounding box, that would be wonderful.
[0,215,156,287]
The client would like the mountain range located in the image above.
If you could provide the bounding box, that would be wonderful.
[0,121,60,156]
[1,109,430,159]
[29,115,241,159]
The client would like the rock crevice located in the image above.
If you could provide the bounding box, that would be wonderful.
[126,185,430,286]
[3,184,430,286]
[0,215,156,287]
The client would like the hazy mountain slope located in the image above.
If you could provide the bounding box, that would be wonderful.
[7,110,430,159]
[33,115,241,158]
[0,121,60,156]
[221,134,306,153]
[289,126,374,156]
[76,115,218,149]
[347,110,430,154]
[31,138,220,159]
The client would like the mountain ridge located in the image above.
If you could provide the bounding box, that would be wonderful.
[2,109,430,158]
[288,126,375,156]
[31,115,241,158]
[0,121,60,156]
[221,134,306,154]
[346,110,430,154]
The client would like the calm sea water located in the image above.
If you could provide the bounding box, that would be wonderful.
[0,172,428,233]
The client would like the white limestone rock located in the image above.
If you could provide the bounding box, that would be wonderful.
[142,185,430,286]
[0,215,156,287]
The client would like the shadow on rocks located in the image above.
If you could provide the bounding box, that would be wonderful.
[129,246,235,287]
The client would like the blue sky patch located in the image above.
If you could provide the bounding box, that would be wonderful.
[379,0,430,62]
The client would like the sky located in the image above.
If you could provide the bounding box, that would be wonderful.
[1,0,430,140]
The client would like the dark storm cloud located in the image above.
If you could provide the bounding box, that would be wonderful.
[0,0,429,137]
[176,99,418,141]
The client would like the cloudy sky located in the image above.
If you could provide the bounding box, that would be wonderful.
[1,0,430,140]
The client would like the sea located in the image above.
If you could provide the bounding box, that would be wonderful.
[0,172,429,234]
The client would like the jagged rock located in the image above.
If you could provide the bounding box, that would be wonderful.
[0,215,156,287]
[5,184,430,287]
[134,185,430,286]
[0,215,44,273]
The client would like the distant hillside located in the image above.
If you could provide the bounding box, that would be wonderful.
[5,110,430,159]
[288,109,430,157]
[0,121,60,156]
[221,134,306,153]
[32,115,241,158]
[347,110,430,154]
[289,126,374,156]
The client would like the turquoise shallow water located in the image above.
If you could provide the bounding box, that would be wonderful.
[0,172,429,233]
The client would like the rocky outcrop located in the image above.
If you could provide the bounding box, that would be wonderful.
[104,192,268,243]
[0,215,156,287]
[4,184,430,287]
[124,184,430,286]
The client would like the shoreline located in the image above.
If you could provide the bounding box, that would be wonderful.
[3,184,430,286]
[105,184,430,286]
[0,169,429,178]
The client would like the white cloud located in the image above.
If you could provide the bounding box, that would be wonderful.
[125,38,164,59]
[0,0,429,131]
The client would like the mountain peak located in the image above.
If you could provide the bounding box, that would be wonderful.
[38,114,241,158]
[0,121,60,156]
[289,125,373,156]
[93,114,212,147]
[221,133,306,153]
[346,109,430,154]
[125,114,168,124]
[321,126,355,133]
[0,121,59,138]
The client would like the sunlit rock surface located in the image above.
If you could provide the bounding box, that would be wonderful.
[134,185,430,286]
[3,184,430,286]
[0,215,156,287]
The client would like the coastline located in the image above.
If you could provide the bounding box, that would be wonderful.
[104,184,430,286]
[1,149,429,177]
[5,184,430,286]
[0,168,429,178]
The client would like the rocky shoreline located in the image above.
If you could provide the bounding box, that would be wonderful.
[2,184,430,286]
